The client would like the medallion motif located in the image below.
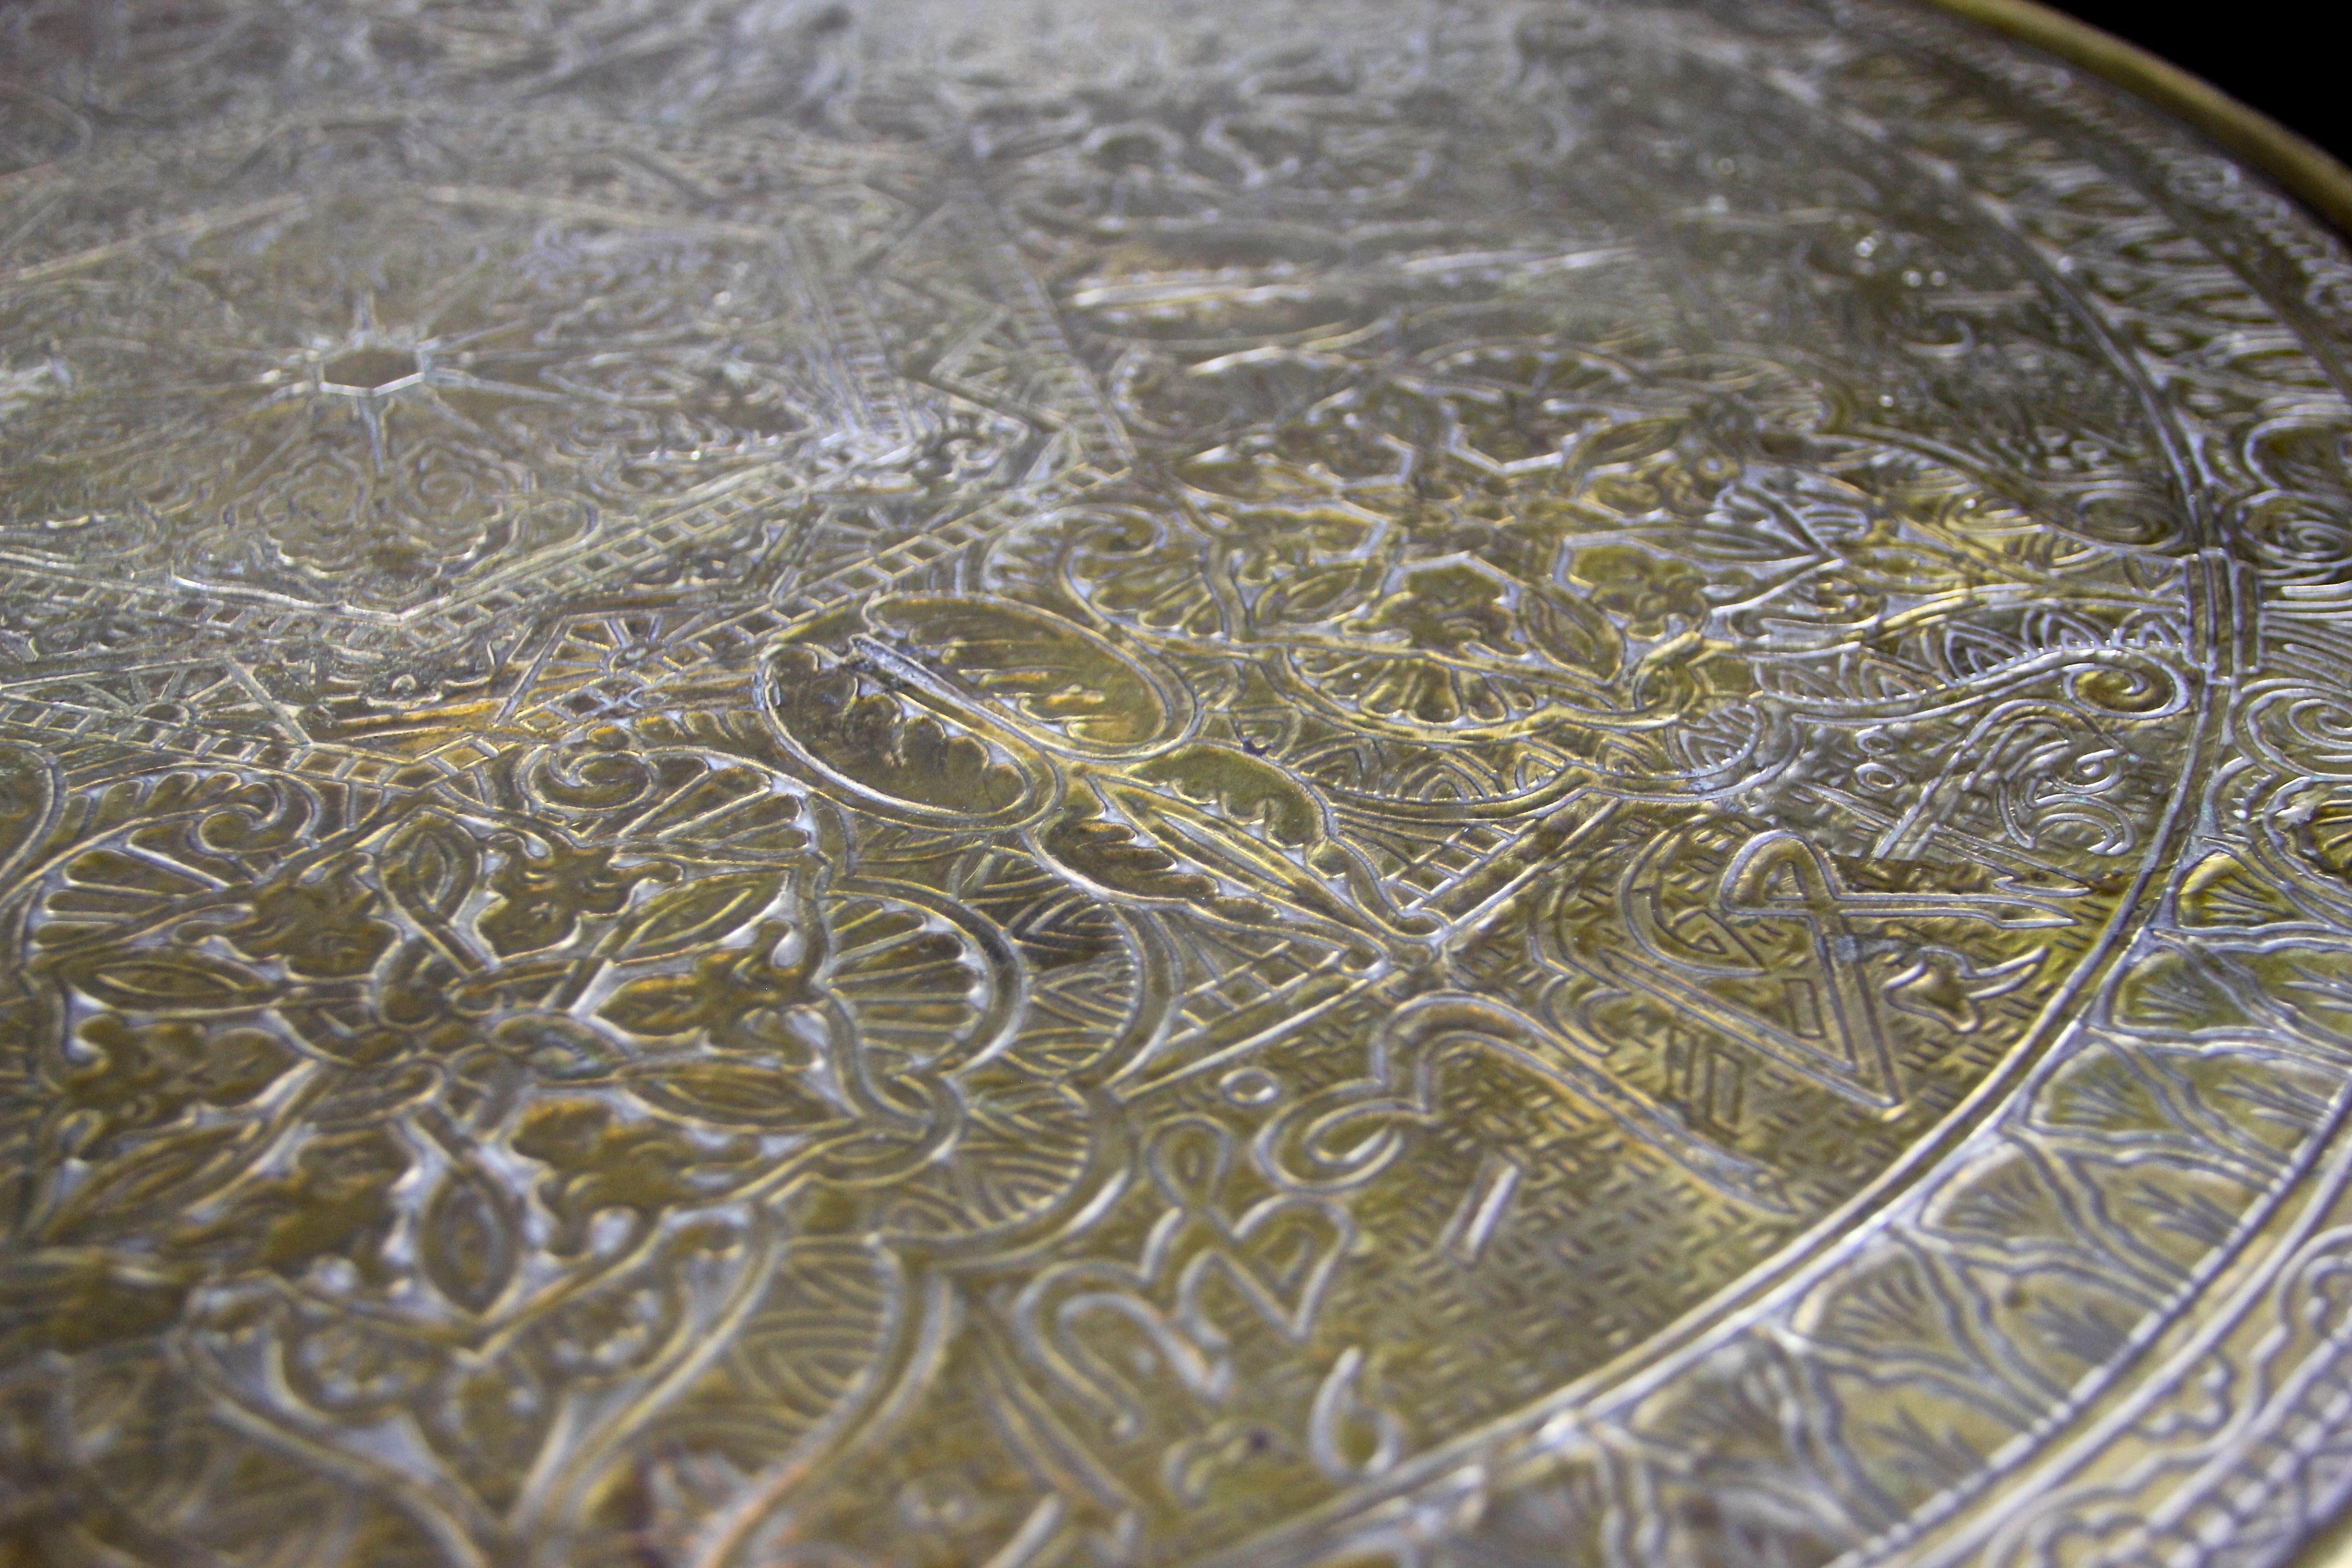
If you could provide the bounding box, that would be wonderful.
[5,2,2352,1566]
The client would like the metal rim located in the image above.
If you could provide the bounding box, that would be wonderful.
[1917,7,2352,1563]
[1921,0,2352,239]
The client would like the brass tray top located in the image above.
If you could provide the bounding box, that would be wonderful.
[5,3,2352,1565]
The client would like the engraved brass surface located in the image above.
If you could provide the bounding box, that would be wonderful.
[4,2,2352,1565]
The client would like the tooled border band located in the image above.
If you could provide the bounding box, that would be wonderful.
[1924,0,2352,239]
[1919,7,2352,1562]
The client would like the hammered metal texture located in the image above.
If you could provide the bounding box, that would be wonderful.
[5,3,2352,1566]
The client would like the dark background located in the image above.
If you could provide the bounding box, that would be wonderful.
[2042,4,2344,165]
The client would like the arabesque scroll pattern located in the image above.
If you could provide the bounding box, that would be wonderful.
[5,1,2352,1565]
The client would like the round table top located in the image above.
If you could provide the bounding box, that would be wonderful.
[5,3,2352,1565]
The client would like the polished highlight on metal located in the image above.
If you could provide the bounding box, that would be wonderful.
[3,2,2352,1565]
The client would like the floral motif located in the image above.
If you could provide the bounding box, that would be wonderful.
[4,3,2352,1568]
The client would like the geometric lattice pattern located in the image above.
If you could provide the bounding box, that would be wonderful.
[6,4,2352,1567]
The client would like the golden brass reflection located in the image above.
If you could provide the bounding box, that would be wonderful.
[5,2,2352,1565]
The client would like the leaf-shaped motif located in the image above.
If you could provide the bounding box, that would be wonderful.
[1073,539,1226,637]
[867,594,1177,749]
[599,923,816,1048]
[608,871,785,965]
[2246,945,2352,1039]
[382,814,482,926]
[38,847,217,942]
[762,647,1037,820]
[63,947,275,1012]
[1577,414,1682,469]
[1041,803,1220,906]
[1130,744,1325,847]
[2112,948,2257,1035]
[421,1164,520,1314]
[1262,561,1372,623]
[1518,589,1623,677]
[0,740,61,885]
[2039,1049,2177,1138]
[628,1058,841,1128]
[48,1124,248,1243]
[821,894,993,1071]
[1807,1250,1968,1363]
[2297,793,2352,882]
[633,762,809,854]
[1930,1153,2081,1251]
[1094,779,1405,954]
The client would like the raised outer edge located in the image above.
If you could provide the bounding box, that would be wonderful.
[1912,7,2352,1563]
[1920,0,2352,240]
[4,6,2342,1568]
